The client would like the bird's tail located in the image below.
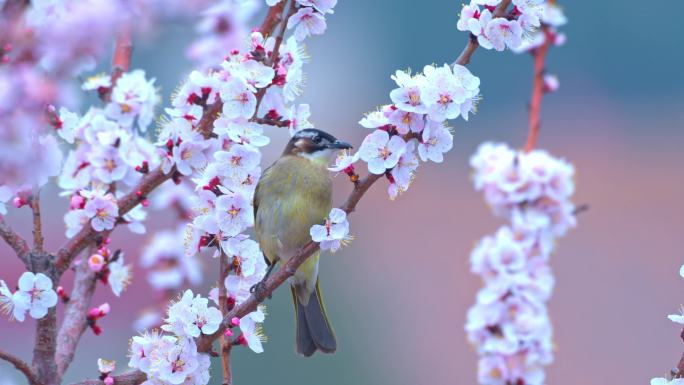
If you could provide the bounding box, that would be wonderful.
[291,279,337,356]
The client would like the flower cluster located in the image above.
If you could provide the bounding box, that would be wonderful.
[466,143,576,385]
[310,208,351,252]
[57,70,159,237]
[333,63,478,199]
[0,272,58,322]
[285,0,337,41]
[128,291,215,385]
[457,0,567,52]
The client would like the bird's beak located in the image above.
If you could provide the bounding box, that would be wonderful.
[327,140,353,150]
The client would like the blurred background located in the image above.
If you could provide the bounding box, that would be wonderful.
[2,1,684,384]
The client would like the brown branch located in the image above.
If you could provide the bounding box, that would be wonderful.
[102,23,133,102]
[69,370,147,385]
[0,217,31,267]
[259,1,287,36]
[453,0,511,66]
[55,260,98,378]
[218,252,232,385]
[0,349,41,385]
[30,191,44,253]
[268,0,296,66]
[524,26,552,152]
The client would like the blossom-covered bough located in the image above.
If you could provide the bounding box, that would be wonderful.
[457,1,576,385]
[0,1,578,385]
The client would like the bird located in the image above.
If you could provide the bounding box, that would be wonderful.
[253,128,352,356]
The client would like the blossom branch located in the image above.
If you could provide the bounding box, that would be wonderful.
[29,191,44,253]
[524,26,552,152]
[55,2,292,275]
[0,217,31,267]
[453,0,511,66]
[0,349,41,385]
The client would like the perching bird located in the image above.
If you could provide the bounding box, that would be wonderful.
[254,128,352,356]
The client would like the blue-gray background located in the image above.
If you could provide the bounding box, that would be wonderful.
[1,1,684,385]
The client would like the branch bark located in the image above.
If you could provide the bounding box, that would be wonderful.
[33,294,58,385]
[218,252,232,385]
[0,217,31,268]
[55,260,98,378]
[0,349,41,385]
[103,23,133,102]
[259,1,287,36]
[30,191,44,253]
[524,26,552,152]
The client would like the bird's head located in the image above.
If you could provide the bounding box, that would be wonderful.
[284,129,353,164]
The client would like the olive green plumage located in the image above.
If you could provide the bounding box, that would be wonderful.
[254,153,337,356]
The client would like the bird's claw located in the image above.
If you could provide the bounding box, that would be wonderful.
[250,281,271,301]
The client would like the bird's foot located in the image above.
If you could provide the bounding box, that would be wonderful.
[250,281,271,302]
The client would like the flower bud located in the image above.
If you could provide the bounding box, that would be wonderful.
[88,254,106,272]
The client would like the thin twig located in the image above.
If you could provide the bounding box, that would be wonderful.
[30,191,44,253]
[253,0,298,117]
[0,217,31,267]
[0,349,41,385]
[524,26,552,152]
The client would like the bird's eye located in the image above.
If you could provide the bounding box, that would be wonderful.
[313,136,322,144]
